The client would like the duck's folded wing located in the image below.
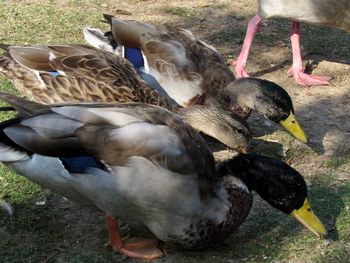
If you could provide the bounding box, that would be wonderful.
[52,105,199,174]
[7,45,104,71]
[4,45,145,104]
[50,50,136,79]
[6,45,95,70]
[7,45,140,83]
[103,14,166,48]
[7,45,55,72]
[0,93,200,174]
[103,15,196,71]
[101,16,205,107]
[2,115,88,157]
[45,49,171,107]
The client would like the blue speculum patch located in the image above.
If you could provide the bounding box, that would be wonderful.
[124,47,144,70]
[124,47,174,102]
[49,71,60,76]
[60,156,104,173]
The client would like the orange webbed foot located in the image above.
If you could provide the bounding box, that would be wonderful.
[112,237,163,260]
[105,214,163,259]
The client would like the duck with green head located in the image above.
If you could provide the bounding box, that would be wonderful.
[83,15,308,143]
[0,93,325,259]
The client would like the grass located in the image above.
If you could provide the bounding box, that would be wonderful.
[0,0,350,262]
[322,157,350,169]
[164,6,198,18]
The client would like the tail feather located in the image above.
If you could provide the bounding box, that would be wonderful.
[83,27,119,54]
[0,92,47,117]
[102,13,113,25]
[0,199,14,215]
[101,14,144,48]
[0,106,16,112]
[0,44,10,51]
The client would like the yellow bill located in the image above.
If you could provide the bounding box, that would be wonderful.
[279,112,309,143]
[291,199,327,238]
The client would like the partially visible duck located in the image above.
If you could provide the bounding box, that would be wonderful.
[0,44,250,151]
[83,15,308,143]
[234,0,350,86]
[0,92,327,259]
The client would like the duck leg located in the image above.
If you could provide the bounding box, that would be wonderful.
[287,22,331,86]
[105,214,163,259]
[233,15,262,78]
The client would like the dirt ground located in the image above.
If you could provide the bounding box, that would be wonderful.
[0,0,350,262]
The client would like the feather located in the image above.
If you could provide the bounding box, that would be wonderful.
[0,142,29,162]
[21,114,84,138]
[0,199,14,216]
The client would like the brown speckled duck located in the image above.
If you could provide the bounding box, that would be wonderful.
[83,14,308,143]
[0,92,326,259]
[0,44,250,151]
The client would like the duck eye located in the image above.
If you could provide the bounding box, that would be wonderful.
[307,208,311,212]
[291,120,295,124]
[237,129,243,134]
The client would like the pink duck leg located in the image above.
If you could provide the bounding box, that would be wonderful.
[234,16,331,86]
[287,21,331,86]
[233,15,262,78]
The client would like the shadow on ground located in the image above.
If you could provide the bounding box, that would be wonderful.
[0,180,347,262]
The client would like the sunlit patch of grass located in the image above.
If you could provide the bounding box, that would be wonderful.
[322,157,350,169]
[0,164,44,202]
[164,6,198,18]
[0,2,105,45]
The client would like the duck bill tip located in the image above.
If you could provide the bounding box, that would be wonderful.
[291,199,327,238]
[279,113,309,144]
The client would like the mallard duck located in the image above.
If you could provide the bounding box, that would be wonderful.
[0,92,326,259]
[234,0,350,86]
[83,15,308,143]
[0,44,250,151]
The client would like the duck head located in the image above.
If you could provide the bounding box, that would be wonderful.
[219,153,327,238]
[179,105,251,152]
[218,78,308,143]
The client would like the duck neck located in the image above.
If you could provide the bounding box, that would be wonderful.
[219,81,259,118]
[217,154,260,191]
[177,106,224,142]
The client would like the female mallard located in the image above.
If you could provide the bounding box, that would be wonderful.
[0,93,326,259]
[0,44,250,151]
[83,15,308,143]
[234,0,350,86]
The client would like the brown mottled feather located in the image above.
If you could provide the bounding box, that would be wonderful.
[0,45,177,110]
[106,16,235,97]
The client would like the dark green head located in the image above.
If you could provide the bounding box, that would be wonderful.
[221,78,308,143]
[218,153,327,237]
